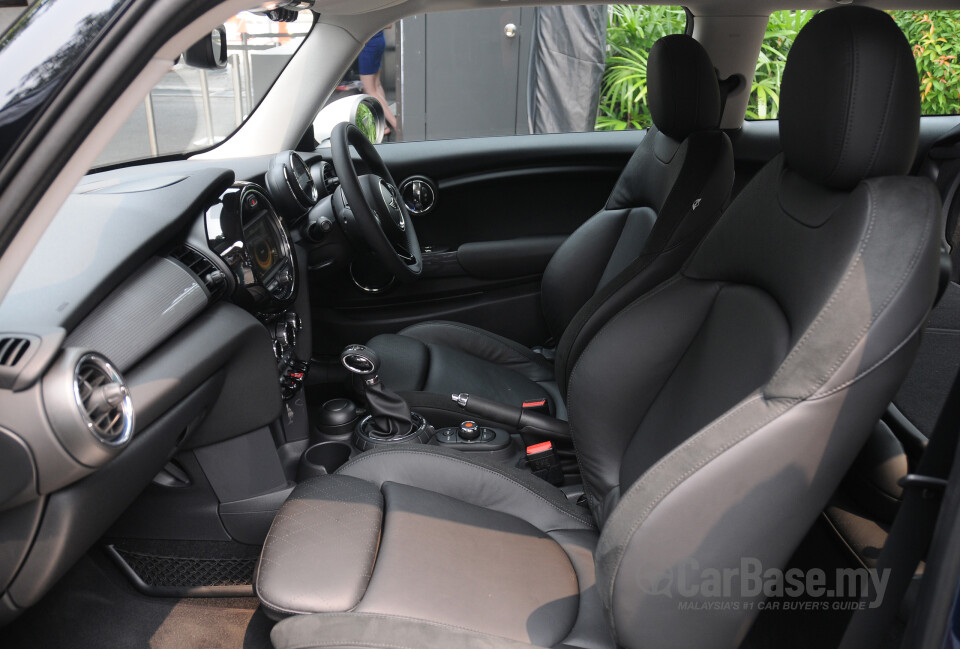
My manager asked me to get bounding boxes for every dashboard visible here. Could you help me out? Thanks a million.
[0,150,335,623]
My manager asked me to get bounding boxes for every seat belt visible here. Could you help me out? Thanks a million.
[839,365,960,649]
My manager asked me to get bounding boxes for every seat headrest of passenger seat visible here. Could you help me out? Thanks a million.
[646,34,722,140]
[780,6,920,190]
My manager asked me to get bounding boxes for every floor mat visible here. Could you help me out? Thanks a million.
[0,550,273,649]
[107,539,261,597]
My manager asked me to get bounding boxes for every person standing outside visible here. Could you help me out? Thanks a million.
[358,28,398,135]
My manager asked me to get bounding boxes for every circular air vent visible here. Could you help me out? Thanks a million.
[73,353,134,446]
[399,176,437,215]
[311,161,340,198]
[44,349,136,468]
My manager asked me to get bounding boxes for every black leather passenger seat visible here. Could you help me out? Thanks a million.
[368,33,735,427]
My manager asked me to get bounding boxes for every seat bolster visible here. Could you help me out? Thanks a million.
[270,612,541,649]
[366,333,430,392]
[255,475,383,620]
[399,320,554,382]
[337,446,595,533]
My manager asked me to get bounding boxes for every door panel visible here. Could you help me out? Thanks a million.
[306,131,644,353]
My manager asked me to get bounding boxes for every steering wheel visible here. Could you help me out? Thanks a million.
[330,122,422,281]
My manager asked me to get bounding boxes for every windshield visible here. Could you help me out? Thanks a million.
[94,10,313,168]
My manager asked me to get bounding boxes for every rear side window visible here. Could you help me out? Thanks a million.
[897,11,960,116]
[748,9,960,119]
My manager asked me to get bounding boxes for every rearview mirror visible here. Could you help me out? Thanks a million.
[182,25,227,70]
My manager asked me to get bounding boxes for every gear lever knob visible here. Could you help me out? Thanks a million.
[340,344,412,437]
[340,345,381,383]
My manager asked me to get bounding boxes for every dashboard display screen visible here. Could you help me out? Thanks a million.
[245,213,281,277]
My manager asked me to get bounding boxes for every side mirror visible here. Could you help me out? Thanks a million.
[313,95,386,145]
[183,25,227,70]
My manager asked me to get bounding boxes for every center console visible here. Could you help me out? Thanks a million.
[295,344,557,482]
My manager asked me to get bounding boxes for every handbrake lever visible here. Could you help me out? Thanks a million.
[451,393,570,443]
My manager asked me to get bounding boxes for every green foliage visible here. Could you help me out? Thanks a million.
[745,10,815,120]
[893,11,960,116]
[596,5,686,131]
[597,6,960,130]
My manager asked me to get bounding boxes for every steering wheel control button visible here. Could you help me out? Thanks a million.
[459,421,481,441]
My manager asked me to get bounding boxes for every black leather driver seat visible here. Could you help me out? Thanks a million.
[367,34,734,424]
[257,9,942,649]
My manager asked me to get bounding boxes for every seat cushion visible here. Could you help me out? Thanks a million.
[256,447,611,649]
[369,321,566,425]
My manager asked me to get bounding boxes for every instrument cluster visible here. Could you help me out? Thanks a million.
[205,182,296,313]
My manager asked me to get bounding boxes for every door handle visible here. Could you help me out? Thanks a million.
[504,23,517,38]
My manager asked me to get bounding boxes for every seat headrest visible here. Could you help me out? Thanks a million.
[780,6,920,190]
[646,34,722,140]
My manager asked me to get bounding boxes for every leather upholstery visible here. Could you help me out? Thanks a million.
[260,8,941,649]
[369,35,733,422]
[780,6,919,189]
[368,322,563,423]
[646,33,722,140]
[258,447,611,648]
[255,476,382,618]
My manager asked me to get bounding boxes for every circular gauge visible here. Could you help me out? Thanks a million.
[265,151,319,220]
[290,153,318,204]
[252,237,276,272]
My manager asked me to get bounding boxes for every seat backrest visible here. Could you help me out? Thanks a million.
[540,35,734,367]
[564,8,943,648]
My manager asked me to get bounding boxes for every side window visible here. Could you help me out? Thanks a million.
[895,11,960,116]
[340,5,686,142]
[748,9,960,120]
[94,12,312,168]
[746,10,816,120]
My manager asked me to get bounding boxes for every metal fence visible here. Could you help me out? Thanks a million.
[140,32,306,155]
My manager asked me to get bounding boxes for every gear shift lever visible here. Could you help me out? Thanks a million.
[340,345,413,436]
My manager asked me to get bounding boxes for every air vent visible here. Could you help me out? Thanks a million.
[74,353,134,446]
[312,161,339,198]
[171,246,226,299]
[399,177,437,215]
[0,336,30,367]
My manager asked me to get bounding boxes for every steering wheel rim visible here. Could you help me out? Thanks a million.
[331,122,422,281]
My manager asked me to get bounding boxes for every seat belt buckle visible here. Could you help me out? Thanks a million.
[521,399,549,414]
[898,473,948,500]
[525,441,563,486]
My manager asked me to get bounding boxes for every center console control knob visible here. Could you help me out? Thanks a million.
[459,421,481,441]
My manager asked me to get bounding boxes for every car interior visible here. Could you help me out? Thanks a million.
[0,1,958,649]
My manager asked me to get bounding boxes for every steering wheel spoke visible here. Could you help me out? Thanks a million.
[330,123,423,282]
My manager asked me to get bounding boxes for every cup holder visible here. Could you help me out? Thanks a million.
[297,441,353,481]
